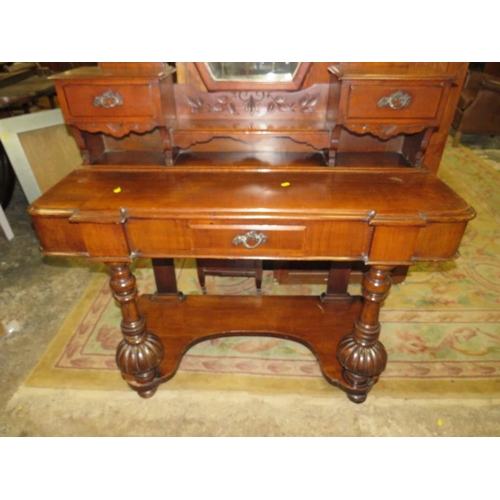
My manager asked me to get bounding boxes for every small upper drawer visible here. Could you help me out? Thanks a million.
[190,223,307,256]
[62,84,155,118]
[343,83,445,121]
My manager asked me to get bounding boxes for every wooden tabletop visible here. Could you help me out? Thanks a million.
[30,167,474,224]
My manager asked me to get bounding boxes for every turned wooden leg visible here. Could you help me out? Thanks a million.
[321,261,352,302]
[108,262,165,398]
[336,265,393,403]
[152,258,178,294]
[255,260,263,295]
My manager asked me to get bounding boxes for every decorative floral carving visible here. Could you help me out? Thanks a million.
[239,92,265,115]
[184,94,238,115]
[267,94,319,114]
[183,91,320,116]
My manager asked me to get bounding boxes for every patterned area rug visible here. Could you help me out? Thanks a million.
[24,140,500,398]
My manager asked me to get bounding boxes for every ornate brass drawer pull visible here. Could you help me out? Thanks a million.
[377,90,412,110]
[93,90,124,109]
[232,230,268,249]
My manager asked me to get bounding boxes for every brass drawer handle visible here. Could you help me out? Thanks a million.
[93,90,123,109]
[232,230,268,249]
[377,90,412,110]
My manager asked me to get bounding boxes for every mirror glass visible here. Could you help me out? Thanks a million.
[206,62,300,82]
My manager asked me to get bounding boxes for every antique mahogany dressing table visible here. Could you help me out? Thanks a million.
[29,62,475,403]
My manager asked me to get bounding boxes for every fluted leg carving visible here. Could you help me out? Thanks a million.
[108,263,164,398]
[337,265,394,403]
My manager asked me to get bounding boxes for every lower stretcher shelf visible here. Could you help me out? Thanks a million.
[139,293,363,392]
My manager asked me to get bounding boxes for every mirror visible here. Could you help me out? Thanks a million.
[206,62,300,82]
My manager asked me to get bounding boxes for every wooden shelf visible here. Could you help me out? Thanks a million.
[174,151,328,167]
[89,151,416,169]
[336,152,414,168]
[93,150,166,166]
[138,293,363,396]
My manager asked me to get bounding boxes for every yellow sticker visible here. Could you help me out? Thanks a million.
[437,419,443,426]
[113,187,122,193]
[281,182,291,187]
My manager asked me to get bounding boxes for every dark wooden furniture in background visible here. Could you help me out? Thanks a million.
[452,65,500,146]
[197,259,263,294]
[0,64,57,117]
[29,62,474,403]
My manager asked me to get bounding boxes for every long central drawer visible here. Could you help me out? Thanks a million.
[125,219,373,259]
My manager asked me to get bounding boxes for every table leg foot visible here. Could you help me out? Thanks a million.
[137,387,158,399]
[126,368,161,398]
[346,392,368,404]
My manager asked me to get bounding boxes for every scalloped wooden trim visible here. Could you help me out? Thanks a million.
[76,122,157,137]
[172,130,331,151]
[344,123,427,139]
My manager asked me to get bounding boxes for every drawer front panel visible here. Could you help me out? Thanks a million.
[127,220,190,254]
[307,221,372,257]
[32,216,86,254]
[345,84,444,120]
[64,84,155,118]
[190,223,306,256]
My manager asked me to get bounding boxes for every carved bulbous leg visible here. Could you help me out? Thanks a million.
[108,263,165,398]
[337,265,394,403]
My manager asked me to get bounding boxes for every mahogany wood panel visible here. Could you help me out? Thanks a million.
[63,84,155,118]
[139,293,364,397]
[425,63,468,173]
[414,222,471,258]
[338,62,451,76]
[127,220,190,254]
[30,169,472,221]
[369,226,422,263]
[31,216,86,255]
[174,83,329,121]
[344,84,443,120]
[80,223,129,259]
[190,223,306,255]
